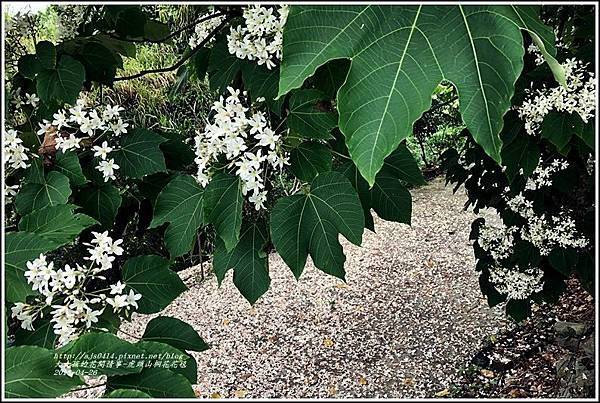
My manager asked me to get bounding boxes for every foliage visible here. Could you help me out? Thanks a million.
[2,3,594,398]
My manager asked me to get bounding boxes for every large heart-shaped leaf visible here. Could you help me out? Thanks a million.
[270,171,364,279]
[149,175,205,258]
[204,172,243,252]
[278,5,559,185]
[59,332,143,376]
[289,141,332,182]
[122,255,187,314]
[36,55,85,105]
[287,89,337,140]
[5,232,57,302]
[5,346,82,398]
[18,204,97,247]
[213,221,270,304]
[112,129,167,179]
[74,183,122,229]
[54,151,87,186]
[141,316,209,352]
[15,171,72,215]
[135,341,197,383]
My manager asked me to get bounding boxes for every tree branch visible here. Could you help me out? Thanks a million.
[113,16,231,82]
[108,12,226,44]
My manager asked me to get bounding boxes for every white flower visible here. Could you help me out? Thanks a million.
[249,189,267,210]
[110,281,126,295]
[25,93,39,108]
[56,134,82,152]
[92,141,113,160]
[125,289,142,309]
[489,266,544,300]
[37,120,52,136]
[110,118,129,136]
[96,158,119,181]
[52,109,69,129]
[103,104,124,120]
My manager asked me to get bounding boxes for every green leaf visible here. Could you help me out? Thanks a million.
[15,171,72,215]
[311,59,351,99]
[59,332,143,376]
[36,55,85,104]
[213,221,270,304]
[289,141,332,182]
[149,175,205,258]
[113,129,167,179]
[506,5,565,86]
[80,41,119,83]
[135,341,196,383]
[36,41,57,69]
[18,54,41,79]
[241,62,281,112]
[501,134,540,182]
[105,389,152,398]
[548,247,579,276]
[270,171,364,279]
[122,255,187,314]
[5,232,57,302]
[541,112,583,152]
[14,317,57,349]
[279,5,556,185]
[106,368,195,398]
[192,47,211,79]
[340,158,413,231]
[204,173,243,252]
[5,346,82,398]
[159,132,195,170]
[208,37,242,92]
[74,183,122,229]
[578,122,594,150]
[142,316,209,352]
[382,142,426,185]
[18,204,97,247]
[115,7,147,38]
[287,89,337,140]
[25,157,45,184]
[53,151,87,186]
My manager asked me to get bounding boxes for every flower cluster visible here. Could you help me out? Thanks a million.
[227,5,289,69]
[477,223,517,261]
[506,193,588,255]
[194,87,289,210]
[3,128,30,170]
[36,97,128,181]
[524,158,569,190]
[188,12,225,48]
[11,232,141,346]
[488,265,544,300]
[518,58,596,135]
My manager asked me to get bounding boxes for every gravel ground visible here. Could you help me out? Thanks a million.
[80,178,512,398]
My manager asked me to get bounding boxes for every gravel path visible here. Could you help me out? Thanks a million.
[114,178,509,398]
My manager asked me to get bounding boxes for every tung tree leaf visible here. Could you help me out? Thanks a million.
[213,221,270,304]
[279,5,558,185]
[287,89,337,140]
[36,55,85,105]
[289,141,332,182]
[142,316,209,352]
[15,171,72,215]
[150,175,205,258]
[59,332,143,376]
[122,255,187,314]
[14,317,57,349]
[339,143,420,231]
[35,41,57,69]
[270,171,364,279]
[112,129,167,179]
[541,111,584,153]
[204,172,243,252]
[53,150,88,186]
[5,232,57,302]
[135,341,197,383]
[18,204,98,247]
[5,346,82,398]
[74,183,122,229]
